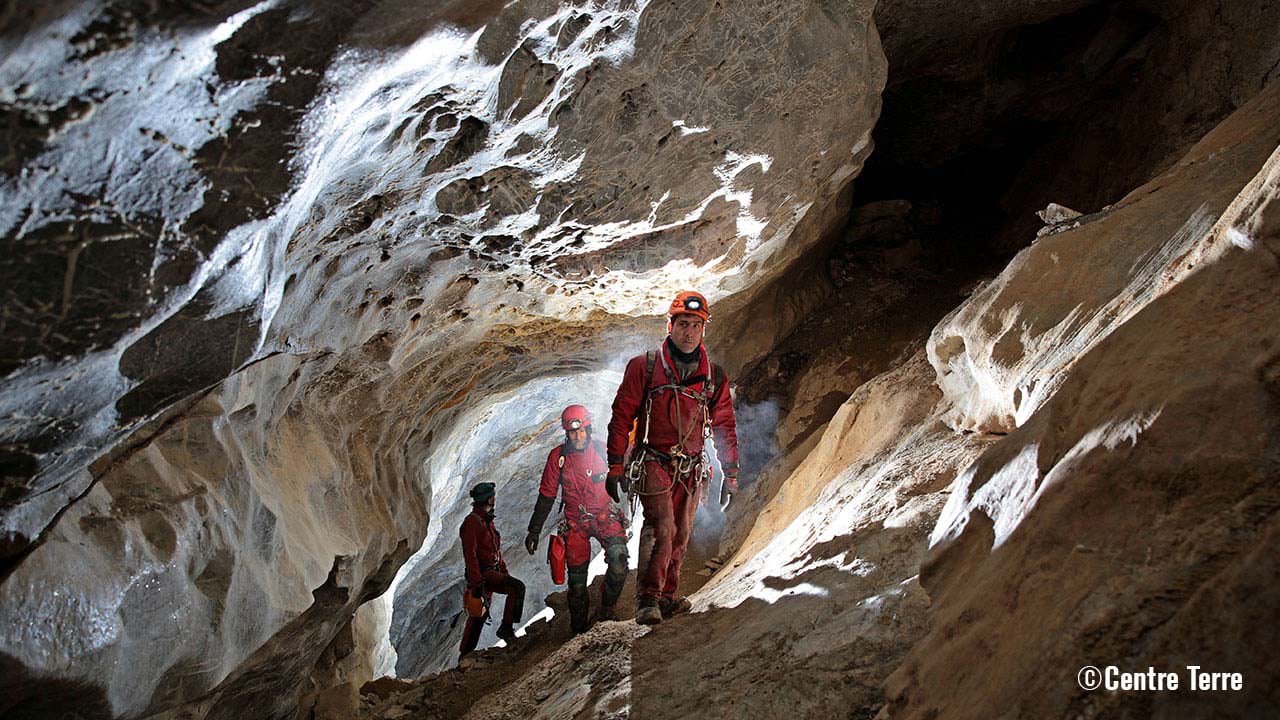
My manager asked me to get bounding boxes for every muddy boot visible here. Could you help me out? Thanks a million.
[568,564,591,633]
[568,587,591,633]
[659,596,692,618]
[496,623,516,642]
[597,604,619,622]
[635,596,662,625]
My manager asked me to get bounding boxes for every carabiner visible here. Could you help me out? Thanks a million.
[676,454,694,476]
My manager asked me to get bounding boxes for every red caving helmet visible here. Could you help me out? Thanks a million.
[561,404,592,431]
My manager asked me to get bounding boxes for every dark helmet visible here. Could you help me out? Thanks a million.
[469,482,496,504]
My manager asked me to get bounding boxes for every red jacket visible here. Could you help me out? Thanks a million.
[460,508,505,590]
[539,442,611,515]
[606,341,738,471]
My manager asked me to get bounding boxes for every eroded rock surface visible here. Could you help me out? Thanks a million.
[891,78,1280,720]
[361,62,1280,720]
[2,0,885,716]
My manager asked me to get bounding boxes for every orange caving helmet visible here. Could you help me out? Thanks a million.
[667,291,710,322]
[561,404,592,431]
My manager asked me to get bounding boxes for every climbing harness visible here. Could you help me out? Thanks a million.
[628,348,722,498]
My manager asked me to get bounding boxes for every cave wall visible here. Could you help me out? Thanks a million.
[380,1,1280,715]
[1,0,887,716]
[417,74,1280,720]
[0,349,424,719]
[888,77,1280,720]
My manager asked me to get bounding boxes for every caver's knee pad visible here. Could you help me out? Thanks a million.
[605,542,629,569]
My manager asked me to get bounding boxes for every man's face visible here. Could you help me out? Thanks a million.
[485,497,496,514]
[670,314,706,354]
[566,426,589,451]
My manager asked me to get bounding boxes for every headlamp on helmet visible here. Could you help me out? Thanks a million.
[561,404,592,431]
[667,291,710,322]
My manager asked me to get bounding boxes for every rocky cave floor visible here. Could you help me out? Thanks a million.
[356,530,722,720]
[351,498,930,720]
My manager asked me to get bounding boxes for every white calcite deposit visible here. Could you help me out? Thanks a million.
[1,0,884,716]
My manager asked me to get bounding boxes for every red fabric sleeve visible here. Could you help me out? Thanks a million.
[606,355,647,462]
[460,514,482,590]
[539,447,562,499]
[710,372,739,470]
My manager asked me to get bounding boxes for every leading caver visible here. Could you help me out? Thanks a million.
[526,405,629,633]
[605,291,739,625]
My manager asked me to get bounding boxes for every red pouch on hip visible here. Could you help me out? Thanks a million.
[547,533,567,584]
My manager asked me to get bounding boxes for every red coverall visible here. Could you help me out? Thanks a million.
[607,342,738,601]
[459,507,524,654]
[534,442,629,630]
[538,443,627,565]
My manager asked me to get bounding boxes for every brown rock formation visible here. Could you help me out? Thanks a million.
[888,75,1280,720]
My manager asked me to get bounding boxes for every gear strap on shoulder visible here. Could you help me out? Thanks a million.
[630,347,722,493]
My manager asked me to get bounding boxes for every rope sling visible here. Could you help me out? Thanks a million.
[555,442,629,539]
[627,349,718,500]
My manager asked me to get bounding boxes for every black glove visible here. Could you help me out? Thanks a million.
[606,464,625,503]
[720,468,738,511]
[525,530,539,555]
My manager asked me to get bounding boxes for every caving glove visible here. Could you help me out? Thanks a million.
[720,467,739,511]
[606,464,625,503]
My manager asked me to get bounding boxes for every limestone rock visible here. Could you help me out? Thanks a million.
[0,0,371,561]
[927,80,1280,434]
[4,0,1278,718]
[890,79,1280,720]
[1,0,886,715]
[360,676,414,700]
[1035,201,1082,225]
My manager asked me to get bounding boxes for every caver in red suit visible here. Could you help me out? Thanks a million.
[459,482,524,657]
[605,291,739,625]
[526,405,629,633]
